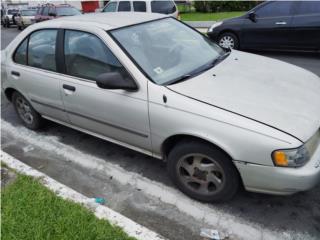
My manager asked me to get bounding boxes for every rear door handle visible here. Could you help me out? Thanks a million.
[275,21,287,25]
[63,84,76,92]
[11,71,20,77]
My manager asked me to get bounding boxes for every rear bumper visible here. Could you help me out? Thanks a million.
[235,144,320,195]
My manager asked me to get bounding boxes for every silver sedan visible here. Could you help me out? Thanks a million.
[1,13,320,202]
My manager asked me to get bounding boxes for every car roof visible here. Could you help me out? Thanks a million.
[45,12,167,30]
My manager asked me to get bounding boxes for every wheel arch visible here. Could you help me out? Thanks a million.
[161,134,235,162]
[4,87,17,102]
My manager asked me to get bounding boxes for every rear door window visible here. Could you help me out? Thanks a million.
[133,1,146,12]
[255,1,294,18]
[28,30,57,71]
[151,1,176,14]
[296,1,320,15]
[118,1,131,11]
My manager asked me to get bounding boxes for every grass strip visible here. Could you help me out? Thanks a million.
[1,174,136,240]
[180,11,245,21]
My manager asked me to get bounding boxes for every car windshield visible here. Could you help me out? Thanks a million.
[8,9,18,15]
[56,7,81,16]
[21,10,37,16]
[110,18,225,85]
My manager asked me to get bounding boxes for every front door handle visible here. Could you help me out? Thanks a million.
[63,84,76,92]
[11,71,20,77]
[275,21,287,25]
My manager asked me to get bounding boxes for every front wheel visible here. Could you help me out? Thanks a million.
[167,141,240,202]
[12,92,44,130]
[218,32,239,50]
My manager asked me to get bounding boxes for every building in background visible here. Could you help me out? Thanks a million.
[1,0,109,13]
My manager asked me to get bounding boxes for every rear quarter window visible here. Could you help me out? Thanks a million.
[103,2,117,12]
[151,1,176,14]
[13,38,28,65]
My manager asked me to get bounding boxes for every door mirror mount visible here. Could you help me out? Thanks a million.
[96,72,138,91]
[248,11,256,22]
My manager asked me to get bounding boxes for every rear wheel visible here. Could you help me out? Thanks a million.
[218,32,239,50]
[12,92,44,130]
[167,141,240,202]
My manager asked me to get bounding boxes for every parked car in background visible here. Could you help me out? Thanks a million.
[35,3,81,23]
[207,1,320,51]
[16,8,38,30]
[1,8,19,28]
[2,13,320,202]
[102,0,179,19]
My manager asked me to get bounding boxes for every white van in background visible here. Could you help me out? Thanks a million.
[101,0,179,19]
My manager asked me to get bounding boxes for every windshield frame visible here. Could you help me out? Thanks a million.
[108,17,226,86]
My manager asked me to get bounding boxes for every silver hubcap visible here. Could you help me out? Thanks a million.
[219,36,235,49]
[16,97,33,125]
[177,154,225,195]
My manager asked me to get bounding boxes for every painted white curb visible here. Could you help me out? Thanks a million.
[1,150,166,240]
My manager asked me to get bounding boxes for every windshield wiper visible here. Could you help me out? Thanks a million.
[168,51,231,85]
[168,74,192,85]
[209,51,231,67]
[192,51,231,76]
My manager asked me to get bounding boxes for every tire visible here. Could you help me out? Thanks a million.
[218,32,239,50]
[12,92,44,130]
[167,141,240,202]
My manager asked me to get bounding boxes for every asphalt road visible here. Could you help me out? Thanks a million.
[1,26,320,240]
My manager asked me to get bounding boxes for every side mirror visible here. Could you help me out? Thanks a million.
[248,11,256,22]
[96,72,138,91]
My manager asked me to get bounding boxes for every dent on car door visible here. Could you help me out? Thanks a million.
[9,29,69,122]
[242,1,294,49]
[291,1,320,50]
[59,30,151,151]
